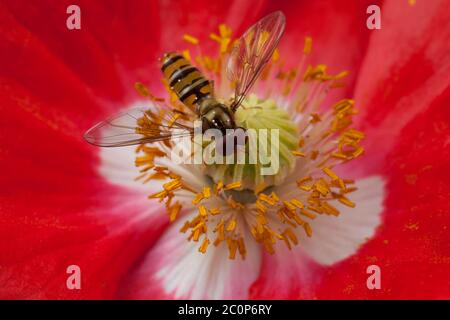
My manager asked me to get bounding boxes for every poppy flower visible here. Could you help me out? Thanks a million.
[0,0,449,300]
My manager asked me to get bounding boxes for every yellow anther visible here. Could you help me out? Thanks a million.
[334,70,349,80]
[198,205,208,217]
[344,129,365,141]
[148,190,167,200]
[272,48,280,62]
[227,239,238,260]
[168,202,182,222]
[168,113,181,128]
[352,147,365,158]
[343,187,358,194]
[310,113,321,123]
[331,152,349,160]
[333,99,355,112]
[220,38,231,53]
[303,64,327,81]
[298,137,305,148]
[227,198,244,209]
[209,33,222,43]
[256,200,267,214]
[214,218,224,232]
[226,218,237,232]
[270,192,280,202]
[163,179,183,191]
[182,50,191,61]
[292,150,306,157]
[259,193,277,206]
[297,176,312,186]
[303,36,312,55]
[337,195,356,208]
[323,167,339,180]
[310,150,319,160]
[202,186,211,199]
[180,221,190,233]
[256,214,268,226]
[199,238,210,254]
[290,199,304,209]
[192,192,204,205]
[314,178,330,196]
[303,223,313,237]
[321,202,340,216]
[192,228,201,242]
[292,212,305,225]
[215,181,224,194]
[283,201,297,212]
[209,207,220,215]
[219,24,232,38]
[183,34,199,45]
[307,205,323,214]
[300,209,317,220]
[237,238,246,259]
[284,228,299,245]
[263,238,275,255]
[135,82,150,97]
[224,181,242,190]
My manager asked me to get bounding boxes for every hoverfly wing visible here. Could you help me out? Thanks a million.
[84,105,194,147]
[227,11,286,112]
[84,109,150,147]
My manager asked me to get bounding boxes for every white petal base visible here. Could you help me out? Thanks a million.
[300,175,385,265]
[154,215,262,299]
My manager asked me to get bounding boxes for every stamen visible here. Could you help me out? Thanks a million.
[133,25,365,259]
[292,150,306,157]
[199,238,210,253]
[168,201,181,222]
[183,34,199,45]
[198,205,208,217]
[224,181,242,191]
[303,36,312,55]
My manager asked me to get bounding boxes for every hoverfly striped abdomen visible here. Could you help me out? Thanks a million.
[85,12,285,148]
[161,52,213,110]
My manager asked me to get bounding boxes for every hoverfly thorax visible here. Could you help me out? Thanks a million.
[197,98,236,134]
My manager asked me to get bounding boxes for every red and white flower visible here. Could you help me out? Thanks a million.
[0,0,449,299]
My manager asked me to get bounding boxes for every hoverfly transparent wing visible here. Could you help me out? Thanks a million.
[84,103,195,147]
[227,11,286,112]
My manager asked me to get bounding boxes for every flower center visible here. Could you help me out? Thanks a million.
[133,25,365,260]
[205,94,298,192]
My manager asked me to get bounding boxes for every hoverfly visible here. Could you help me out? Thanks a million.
[84,11,286,148]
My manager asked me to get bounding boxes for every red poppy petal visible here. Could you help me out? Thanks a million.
[0,0,270,299]
[118,214,261,299]
[0,194,167,299]
[0,0,269,122]
[313,85,450,299]
[260,0,381,97]
[249,175,385,299]
[1,0,162,103]
[355,0,450,173]
[250,85,450,300]
[0,82,169,298]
